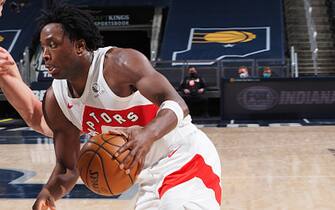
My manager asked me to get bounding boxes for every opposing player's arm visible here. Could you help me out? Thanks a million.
[0,47,53,137]
[0,47,15,68]
[35,88,80,203]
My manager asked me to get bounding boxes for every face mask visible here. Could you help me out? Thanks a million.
[263,73,271,78]
[190,73,197,77]
[239,73,248,78]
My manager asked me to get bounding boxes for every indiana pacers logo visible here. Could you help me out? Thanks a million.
[193,30,256,45]
[0,35,4,42]
[172,27,270,65]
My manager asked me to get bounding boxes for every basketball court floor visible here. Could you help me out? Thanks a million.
[0,122,335,210]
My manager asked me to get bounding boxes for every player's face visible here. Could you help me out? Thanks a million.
[0,0,6,16]
[40,23,80,79]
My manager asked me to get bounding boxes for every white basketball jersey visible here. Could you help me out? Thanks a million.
[52,46,195,168]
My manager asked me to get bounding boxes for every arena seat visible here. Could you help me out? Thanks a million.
[156,68,184,89]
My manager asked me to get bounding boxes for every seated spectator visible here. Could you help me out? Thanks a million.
[180,66,208,117]
[181,66,205,96]
[262,66,272,78]
[238,66,249,78]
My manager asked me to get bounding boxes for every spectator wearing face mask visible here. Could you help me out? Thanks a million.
[180,66,208,117]
[180,66,206,96]
[238,66,249,79]
[262,66,272,78]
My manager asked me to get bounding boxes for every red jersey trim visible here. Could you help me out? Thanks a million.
[158,154,221,205]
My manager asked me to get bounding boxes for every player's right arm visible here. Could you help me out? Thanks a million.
[0,47,53,137]
[33,87,80,210]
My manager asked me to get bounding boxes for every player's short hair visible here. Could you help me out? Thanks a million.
[37,3,103,51]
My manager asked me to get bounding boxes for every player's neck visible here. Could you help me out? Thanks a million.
[68,51,94,98]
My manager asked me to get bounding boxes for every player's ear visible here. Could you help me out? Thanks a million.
[75,39,86,56]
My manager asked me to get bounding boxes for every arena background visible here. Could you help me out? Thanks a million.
[0,0,335,209]
[1,0,335,125]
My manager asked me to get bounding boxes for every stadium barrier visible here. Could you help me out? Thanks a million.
[221,77,335,120]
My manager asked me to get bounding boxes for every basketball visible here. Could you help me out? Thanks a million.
[78,133,139,196]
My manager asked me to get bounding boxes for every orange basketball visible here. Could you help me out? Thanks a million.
[78,133,139,196]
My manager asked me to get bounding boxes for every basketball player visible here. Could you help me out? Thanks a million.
[0,0,52,137]
[33,4,221,210]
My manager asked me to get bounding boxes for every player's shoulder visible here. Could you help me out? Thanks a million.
[105,47,147,64]
[44,86,78,131]
[44,86,57,105]
[43,87,61,121]
[107,47,142,55]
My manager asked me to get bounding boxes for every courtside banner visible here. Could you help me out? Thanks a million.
[221,78,335,120]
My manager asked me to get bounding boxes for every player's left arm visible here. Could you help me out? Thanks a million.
[108,49,189,171]
[33,88,80,210]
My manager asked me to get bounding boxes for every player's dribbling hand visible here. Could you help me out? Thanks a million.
[107,128,128,139]
[32,188,56,210]
[0,47,15,74]
[109,126,154,175]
